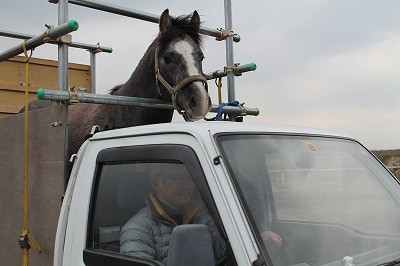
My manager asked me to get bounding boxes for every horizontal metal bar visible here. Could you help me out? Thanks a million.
[0,29,30,39]
[67,41,113,53]
[0,20,79,62]
[0,29,112,53]
[67,0,241,42]
[37,88,259,116]
[204,63,257,80]
[209,105,259,116]
[38,89,173,109]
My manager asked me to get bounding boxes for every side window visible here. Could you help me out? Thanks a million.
[90,162,152,253]
[85,145,233,266]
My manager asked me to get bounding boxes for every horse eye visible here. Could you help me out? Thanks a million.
[163,55,172,64]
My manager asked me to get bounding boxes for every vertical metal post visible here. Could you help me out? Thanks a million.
[224,0,235,103]
[90,51,96,93]
[58,0,69,92]
[58,0,69,188]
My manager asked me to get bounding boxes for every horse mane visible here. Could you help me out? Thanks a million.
[158,14,203,51]
[108,84,124,94]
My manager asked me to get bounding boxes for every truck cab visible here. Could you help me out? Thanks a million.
[54,122,400,266]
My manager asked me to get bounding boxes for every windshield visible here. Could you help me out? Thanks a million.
[217,134,400,266]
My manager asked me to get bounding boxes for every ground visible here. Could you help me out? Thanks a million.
[372,149,400,179]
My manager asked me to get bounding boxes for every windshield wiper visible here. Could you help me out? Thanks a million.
[378,258,400,266]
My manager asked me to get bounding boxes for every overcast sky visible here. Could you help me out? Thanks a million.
[1,0,399,150]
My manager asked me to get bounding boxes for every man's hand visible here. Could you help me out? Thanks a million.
[261,231,282,250]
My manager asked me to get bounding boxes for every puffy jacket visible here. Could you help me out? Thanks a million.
[120,193,226,265]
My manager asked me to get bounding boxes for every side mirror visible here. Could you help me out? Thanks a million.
[167,224,215,266]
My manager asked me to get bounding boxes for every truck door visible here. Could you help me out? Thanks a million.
[82,144,236,266]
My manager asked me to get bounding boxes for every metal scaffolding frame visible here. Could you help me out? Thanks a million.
[55,0,257,116]
[0,28,112,94]
[0,0,258,118]
[0,1,260,241]
[37,88,259,117]
[0,20,79,62]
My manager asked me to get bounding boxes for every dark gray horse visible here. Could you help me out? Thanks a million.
[26,9,211,160]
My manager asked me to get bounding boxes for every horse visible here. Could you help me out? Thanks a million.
[25,9,211,162]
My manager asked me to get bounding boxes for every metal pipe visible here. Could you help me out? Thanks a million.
[204,63,257,80]
[66,0,240,42]
[224,0,235,103]
[68,41,112,53]
[0,29,33,39]
[37,89,259,116]
[0,29,112,53]
[58,0,69,92]
[209,105,259,116]
[57,0,70,189]
[90,51,96,93]
[0,20,79,62]
[38,89,174,109]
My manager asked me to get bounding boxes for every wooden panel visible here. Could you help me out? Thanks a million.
[0,88,37,116]
[0,56,91,116]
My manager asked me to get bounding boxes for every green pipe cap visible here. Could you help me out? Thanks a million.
[250,63,257,71]
[68,20,79,31]
[234,35,241,43]
[37,88,45,100]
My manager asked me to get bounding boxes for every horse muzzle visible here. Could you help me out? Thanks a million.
[155,71,210,121]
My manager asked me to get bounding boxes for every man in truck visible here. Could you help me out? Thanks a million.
[119,163,226,264]
[119,163,282,264]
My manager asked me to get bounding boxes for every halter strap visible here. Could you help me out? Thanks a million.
[156,70,208,98]
[154,46,208,119]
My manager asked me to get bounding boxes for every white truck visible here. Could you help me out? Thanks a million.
[53,121,400,266]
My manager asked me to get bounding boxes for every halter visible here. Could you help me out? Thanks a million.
[154,46,208,120]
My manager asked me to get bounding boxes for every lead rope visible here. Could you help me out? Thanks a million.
[205,74,237,121]
[216,76,222,105]
[20,40,41,266]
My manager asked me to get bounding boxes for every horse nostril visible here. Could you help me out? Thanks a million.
[190,96,197,109]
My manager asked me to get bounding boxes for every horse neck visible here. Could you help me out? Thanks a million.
[114,42,158,99]
[106,41,174,126]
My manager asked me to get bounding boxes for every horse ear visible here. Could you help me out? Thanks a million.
[190,10,200,32]
[160,9,172,33]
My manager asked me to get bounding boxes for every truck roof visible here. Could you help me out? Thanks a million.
[89,121,354,142]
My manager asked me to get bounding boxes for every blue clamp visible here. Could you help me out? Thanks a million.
[205,101,240,121]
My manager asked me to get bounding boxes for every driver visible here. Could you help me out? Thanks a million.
[120,163,226,264]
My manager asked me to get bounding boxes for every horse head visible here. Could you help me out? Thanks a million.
[155,9,211,121]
